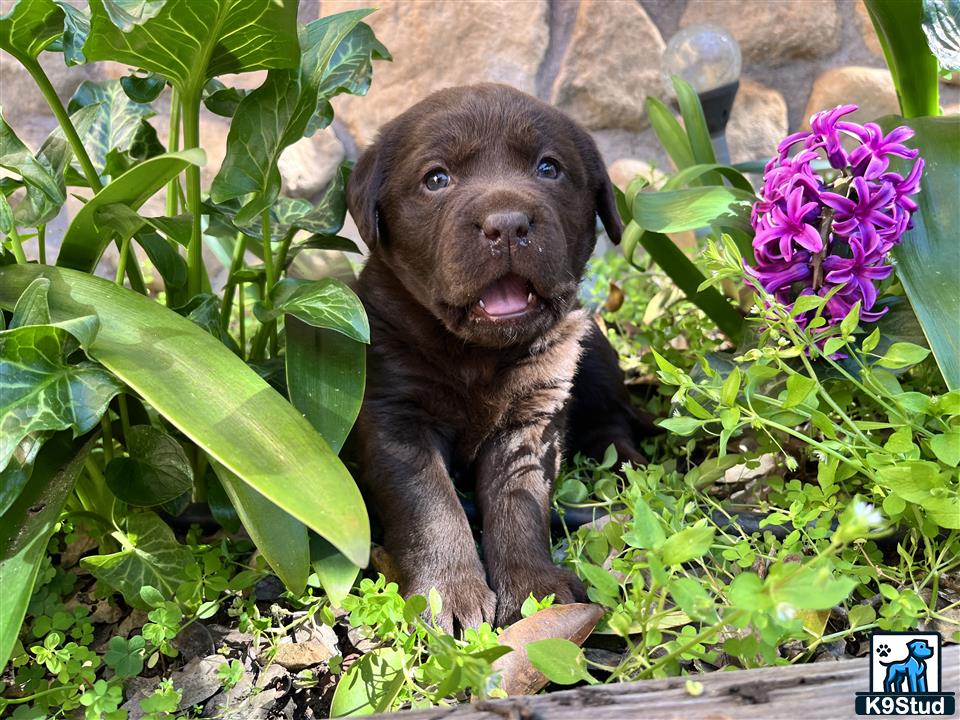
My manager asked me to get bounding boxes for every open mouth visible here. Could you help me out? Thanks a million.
[472,273,541,320]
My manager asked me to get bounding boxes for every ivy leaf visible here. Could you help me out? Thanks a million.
[81,510,196,607]
[67,80,157,175]
[83,0,300,95]
[254,278,369,344]
[921,0,960,71]
[104,425,193,507]
[525,638,595,685]
[0,322,122,471]
[210,10,372,223]
[54,0,90,65]
[0,0,64,64]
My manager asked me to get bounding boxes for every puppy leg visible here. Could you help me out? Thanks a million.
[477,416,587,627]
[565,321,654,465]
[360,417,495,633]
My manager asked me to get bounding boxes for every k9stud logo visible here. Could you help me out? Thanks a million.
[855,632,956,716]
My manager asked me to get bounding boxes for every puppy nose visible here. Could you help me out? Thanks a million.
[481,211,530,245]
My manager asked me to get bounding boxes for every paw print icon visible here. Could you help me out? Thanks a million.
[877,643,891,658]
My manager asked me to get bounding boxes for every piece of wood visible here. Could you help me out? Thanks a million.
[373,644,959,720]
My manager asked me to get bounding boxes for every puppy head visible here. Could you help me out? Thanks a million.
[348,83,621,347]
[907,639,934,659]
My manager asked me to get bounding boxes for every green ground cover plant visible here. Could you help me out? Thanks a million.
[1,0,957,718]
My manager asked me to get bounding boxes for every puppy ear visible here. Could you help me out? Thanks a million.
[347,141,384,248]
[575,128,622,245]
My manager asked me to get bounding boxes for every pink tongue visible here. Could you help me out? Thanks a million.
[480,275,530,316]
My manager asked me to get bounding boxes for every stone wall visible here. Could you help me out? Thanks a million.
[2,0,957,253]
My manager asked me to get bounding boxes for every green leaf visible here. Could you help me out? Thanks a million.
[875,341,931,369]
[657,416,706,436]
[311,535,359,608]
[768,562,858,610]
[0,265,371,566]
[81,510,196,606]
[67,79,157,175]
[525,638,595,686]
[54,0,90,65]
[632,186,754,234]
[578,563,620,598]
[877,461,960,528]
[670,576,718,623]
[0,431,95,669]
[212,462,309,594]
[210,11,372,222]
[92,204,188,292]
[720,366,741,406]
[922,0,960,70]
[10,277,52,328]
[0,322,122,471]
[881,115,960,389]
[0,109,65,209]
[120,73,167,103]
[622,224,743,342]
[255,278,369,343]
[0,0,64,63]
[659,525,715,566]
[864,0,940,117]
[56,149,204,273]
[662,163,754,193]
[645,96,695,170]
[103,635,146,678]
[671,75,716,167]
[104,424,193,506]
[331,647,405,717]
[100,0,165,31]
[783,373,817,409]
[83,0,300,94]
[285,316,365,456]
[930,431,960,467]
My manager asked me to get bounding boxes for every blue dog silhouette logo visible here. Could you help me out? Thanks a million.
[855,631,955,716]
[880,638,934,694]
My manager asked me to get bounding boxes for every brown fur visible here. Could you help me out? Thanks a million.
[348,84,640,631]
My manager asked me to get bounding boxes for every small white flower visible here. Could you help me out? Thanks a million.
[775,602,797,622]
[852,500,884,527]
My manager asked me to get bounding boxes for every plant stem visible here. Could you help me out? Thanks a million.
[114,233,131,285]
[166,87,182,217]
[181,87,207,297]
[220,232,247,336]
[262,209,276,291]
[7,221,27,263]
[37,224,46,264]
[100,413,114,464]
[118,394,132,441]
[238,282,246,358]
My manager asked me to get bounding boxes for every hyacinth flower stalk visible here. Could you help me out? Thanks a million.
[747,105,924,335]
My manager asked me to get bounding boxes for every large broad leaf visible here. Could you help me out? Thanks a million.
[632,186,754,234]
[104,425,193,507]
[864,0,940,118]
[310,535,359,608]
[922,0,960,71]
[330,648,406,717]
[0,431,96,670]
[255,278,370,343]
[0,265,370,567]
[210,10,372,223]
[882,115,960,390]
[0,0,64,64]
[0,110,65,210]
[67,79,157,175]
[0,321,123,471]
[212,462,309,595]
[82,0,300,97]
[285,316,365,455]
[53,0,90,65]
[81,509,196,607]
[55,148,204,273]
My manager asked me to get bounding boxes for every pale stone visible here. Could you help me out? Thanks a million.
[322,0,548,146]
[726,77,788,164]
[855,0,884,57]
[802,66,899,129]
[680,0,841,65]
[607,159,667,191]
[278,129,345,199]
[550,0,665,130]
[268,641,334,670]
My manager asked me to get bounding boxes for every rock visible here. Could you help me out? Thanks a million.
[269,641,334,671]
[172,621,217,661]
[209,664,291,720]
[680,0,841,65]
[346,625,379,654]
[492,603,604,695]
[121,655,227,719]
[550,0,665,130]
[801,66,899,130]
[292,622,340,657]
[726,78,787,165]
[855,0,884,57]
[324,0,548,146]
[279,129,345,199]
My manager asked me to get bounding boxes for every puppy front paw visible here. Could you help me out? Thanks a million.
[492,563,587,627]
[405,567,496,635]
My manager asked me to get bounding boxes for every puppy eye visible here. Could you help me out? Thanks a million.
[536,158,560,179]
[424,168,450,191]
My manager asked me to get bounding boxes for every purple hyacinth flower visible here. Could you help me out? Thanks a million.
[823,239,894,309]
[808,104,858,168]
[753,185,822,261]
[821,177,896,249]
[844,122,919,179]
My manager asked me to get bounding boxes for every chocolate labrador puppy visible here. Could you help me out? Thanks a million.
[348,83,643,631]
